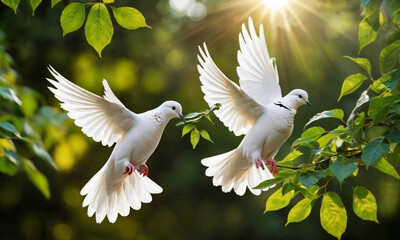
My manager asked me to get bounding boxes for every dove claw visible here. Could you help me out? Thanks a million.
[139,164,149,177]
[123,163,134,175]
[255,159,265,170]
[266,159,278,177]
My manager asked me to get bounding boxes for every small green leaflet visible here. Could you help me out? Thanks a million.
[0,149,21,176]
[254,169,295,189]
[372,157,400,179]
[286,197,314,226]
[379,40,400,74]
[30,0,42,16]
[60,3,86,36]
[299,170,325,189]
[22,159,50,199]
[353,186,379,223]
[30,142,58,169]
[292,126,325,147]
[362,137,390,165]
[51,0,61,8]
[199,129,213,143]
[338,73,368,101]
[182,123,195,137]
[190,127,200,149]
[329,157,358,185]
[1,0,19,14]
[320,192,347,240]
[386,130,400,143]
[111,7,151,30]
[368,95,397,123]
[343,56,371,76]
[0,122,21,138]
[85,3,113,57]
[264,187,294,213]
[305,109,344,128]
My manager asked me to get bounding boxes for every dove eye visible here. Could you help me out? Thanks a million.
[299,95,302,99]
[172,106,176,110]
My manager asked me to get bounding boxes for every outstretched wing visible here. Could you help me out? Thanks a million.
[47,66,136,147]
[237,17,282,105]
[198,43,264,136]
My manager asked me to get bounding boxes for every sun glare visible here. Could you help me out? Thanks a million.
[263,0,289,10]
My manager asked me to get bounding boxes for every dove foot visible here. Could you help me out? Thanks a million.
[139,164,149,177]
[255,159,265,170]
[123,163,135,175]
[266,159,278,177]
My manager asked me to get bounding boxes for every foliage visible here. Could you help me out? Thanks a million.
[1,0,150,56]
[257,1,400,239]
[177,103,221,149]
[0,41,71,199]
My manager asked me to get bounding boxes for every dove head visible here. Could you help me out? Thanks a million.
[283,89,311,110]
[160,101,185,122]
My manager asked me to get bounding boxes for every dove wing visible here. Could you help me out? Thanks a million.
[198,44,263,136]
[237,17,282,105]
[47,66,137,147]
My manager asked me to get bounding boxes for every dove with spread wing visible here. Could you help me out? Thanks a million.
[47,67,185,223]
[197,17,311,196]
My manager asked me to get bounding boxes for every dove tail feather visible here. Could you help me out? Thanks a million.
[201,149,274,196]
[80,159,163,223]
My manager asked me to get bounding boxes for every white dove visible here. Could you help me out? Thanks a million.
[197,17,311,196]
[47,66,185,223]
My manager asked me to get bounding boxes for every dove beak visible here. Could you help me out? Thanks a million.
[305,100,312,107]
[178,113,186,123]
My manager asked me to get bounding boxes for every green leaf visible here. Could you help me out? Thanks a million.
[279,150,302,166]
[351,112,366,133]
[286,197,314,225]
[205,114,214,124]
[22,159,50,199]
[264,187,294,213]
[184,112,203,119]
[368,95,397,122]
[85,3,113,57]
[30,142,58,169]
[292,127,325,147]
[386,130,400,143]
[317,133,337,148]
[372,157,400,179]
[0,86,21,104]
[329,157,358,185]
[1,0,19,13]
[190,127,200,149]
[358,17,380,52]
[182,123,195,137]
[51,0,61,8]
[0,122,21,138]
[338,73,368,101]
[30,0,42,16]
[299,170,325,189]
[60,3,86,36]
[353,186,378,223]
[111,7,151,30]
[343,56,371,76]
[305,109,344,128]
[388,32,400,45]
[362,137,390,165]
[347,90,370,123]
[199,129,213,143]
[255,169,295,189]
[320,192,347,240]
[0,149,20,176]
[379,40,400,74]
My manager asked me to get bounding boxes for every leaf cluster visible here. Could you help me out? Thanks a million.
[177,103,221,149]
[1,0,150,57]
[258,1,400,239]
[0,45,72,199]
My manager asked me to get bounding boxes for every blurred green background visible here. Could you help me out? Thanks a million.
[0,0,399,239]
